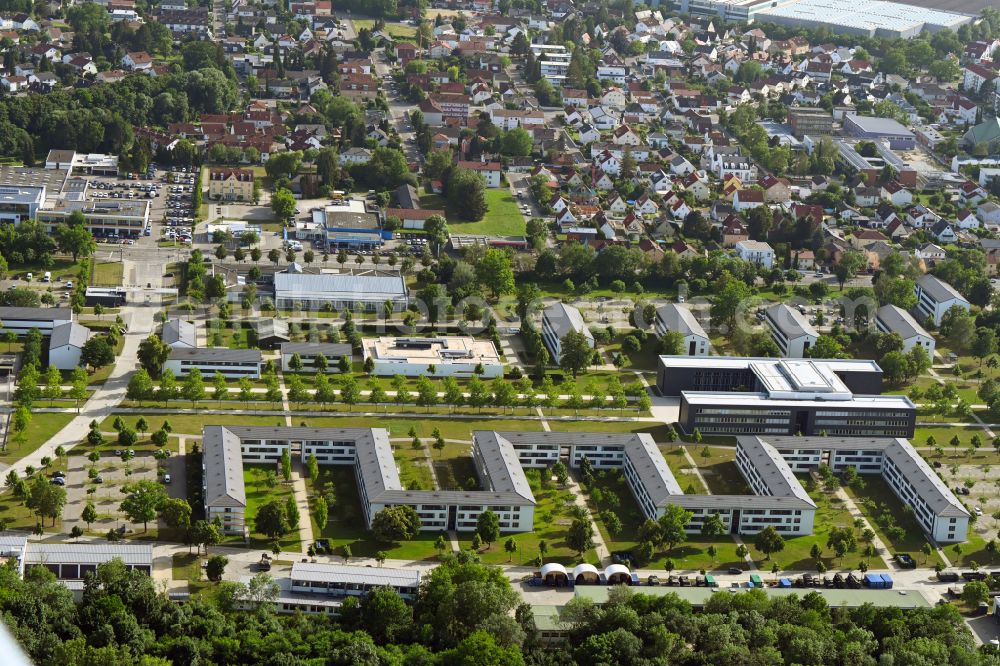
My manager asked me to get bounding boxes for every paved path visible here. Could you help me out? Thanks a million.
[278,371,293,427]
[680,446,711,494]
[564,473,610,566]
[290,461,313,553]
[832,486,895,570]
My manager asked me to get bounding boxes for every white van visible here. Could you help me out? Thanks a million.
[42,271,51,282]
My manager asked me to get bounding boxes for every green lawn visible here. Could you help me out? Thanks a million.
[353,19,417,38]
[0,412,75,464]
[243,465,300,551]
[844,477,945,569]
[459,468,595,565]
[91,262,124,287]
[660,447,707,494]
[912,426,987,451]
[433,442,477,491]
[99,413,289,436]
[949,531,1000,569]
[587,467,739,572]
[394,445,435,490]
[446,189,527,236]
[687,446,751,495]
[0,458,69,531]
[171,552,212,594]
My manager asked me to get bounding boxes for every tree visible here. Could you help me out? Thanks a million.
[206,554,228,581]
[79,502,98,532]
[270,188,296,222]
[158,498,192,531]
[280,448,292,482]
[313,496,328,531]
[504,537,518,562]
[182,368,205,406]
[659,331,685,355]
[119,480,167,532]
[359,586,413,643]
[826,526,858,563]
[475,248,515,298]
[753,526,785,560]
[55,223,97,262]
[834,250,866,290]
[158,369,178,406]
[255,500,290,540]
[447,167,487,221]
[476,510,501,549]
[963,580,990,605]
[701,513,726,538]
[43,365,62,405]
[559,330,593,378]
[191,519,221,555]
[501,127,533,156]
[710,280,752,332]
[371,505,421,542]
[567,516,594,555]
[658,504,693,553]
[80,336,114,371]
[126,368,154,404]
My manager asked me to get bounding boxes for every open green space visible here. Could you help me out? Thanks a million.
[844,477,945,569]
[688,446,751,495]
[660,446,707,494]
[587,466,740,572]
[459,468,595,565]
[0,458,69,531]
[91,262,124,286]
[394,445,435,490]
[949,531,1000,569]
[243,464,300,551]
[353,19,417,38]
[171,552,212,594]
[306,416,541,440]
[912,426,987,451]
[6,258,81,282]
[307,466,442,562]
[99,413,288,436]
[0,412,75,465]
[423,189,526,236]
[433,441,477,491]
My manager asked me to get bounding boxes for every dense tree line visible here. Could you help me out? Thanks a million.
[1,551,996,666]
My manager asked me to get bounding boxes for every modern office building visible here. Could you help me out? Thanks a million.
[44,150,120,176]
[37,199,151,239]
[273,272,408,313]
[163,347,262,379]
[361,336,504,378]
[657,356,915,437]
[765,303,818,358]
[279,342,352,372]
[541,302,594,363]
[654,304,709,356]
[914,274,970,326]
[310,202,388,250]
[0,184,45,223]
[0,307,73,336]
[876,305,935,357]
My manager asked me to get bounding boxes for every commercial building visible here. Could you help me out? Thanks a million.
[207,168,254,201]
[84,287,128,307]
[273,272,408,313]
[788,107,833,137]
[843,115,916,151]
[37,199,151,239]
[0,307,73,336]
[163,347,262,379]
[654,304,709,356]
[541,302,594,363]
[876,304,935,357]
[657,356,915,437]
[914,274,970,326]
[0,184,45,223]
[279,342,352,372]
[755,0,972,39]
[765,303,818,358]
[44,150,119,176]
[310,202,387,250]
[48,322,91,370]
[361,336,504,378]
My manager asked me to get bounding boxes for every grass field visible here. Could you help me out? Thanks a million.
[448,189,526,235]
[243,464,300,551]
[0,412,75,464]
[100,413,289,436]
[394,444,435,490]
[844,477,944,569]
[353,19,417,38]
[172,553,212,594]
[91,262,124,286]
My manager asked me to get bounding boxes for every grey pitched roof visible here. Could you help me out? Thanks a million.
[48,322,90,350]
[252,318,290,340]
[916,274,967,304]
[167,347,262,363]
[655,304,708,339]
[162,319,197,347]
[0,306,73,322]
[736,436,814,506]
[279,342,353,357]
[766,303,818,339]
[876,304,929,341]
[201,426,247,508]
[543,302,593,341]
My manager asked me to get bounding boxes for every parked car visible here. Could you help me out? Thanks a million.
[895,553,916,569]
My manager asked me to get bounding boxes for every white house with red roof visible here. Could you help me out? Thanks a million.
[457,161,502,188]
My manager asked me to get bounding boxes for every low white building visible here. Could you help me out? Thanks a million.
[361,336,504,378]
[541,302,594,363]
[48,322,90,370]
[654,304,709,356]
[914,274,970,326]
[0,306,73,336]
[279,342,352,372]
[735,240,775,269]
[876,305,935,357]
[765,304,818,358]
[163,347,262,379]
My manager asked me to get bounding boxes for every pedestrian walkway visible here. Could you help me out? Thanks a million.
[278,372,293,427]
[680,446,711,494]
[564,473,610,565]
[290,460,313,553]
[833,486,894,570]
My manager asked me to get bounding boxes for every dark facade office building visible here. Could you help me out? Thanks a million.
[658,356,915,438]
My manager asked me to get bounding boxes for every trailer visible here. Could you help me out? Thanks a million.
[864,573,885,589]
[880,573,893,589]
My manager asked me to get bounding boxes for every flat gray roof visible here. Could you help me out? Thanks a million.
[25,543,153,566]
[274,272,408,302]
[847,115,915,137]
[279,342,353,356]
[167,347,261,363]
[291,561,420,587]
[0,306,73,322]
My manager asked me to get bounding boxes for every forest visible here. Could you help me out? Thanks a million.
[1,551,997,666]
